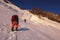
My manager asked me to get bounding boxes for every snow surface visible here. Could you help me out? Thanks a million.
[0,0,60,40]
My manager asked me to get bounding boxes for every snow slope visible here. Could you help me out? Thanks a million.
[0,0,60,40]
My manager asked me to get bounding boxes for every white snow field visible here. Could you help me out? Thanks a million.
[0,0,60,40]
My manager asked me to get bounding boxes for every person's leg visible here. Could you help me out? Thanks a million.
[11,23,14,31]
[16,23,18,31]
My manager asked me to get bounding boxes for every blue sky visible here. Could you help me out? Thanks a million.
[9,0,60,15]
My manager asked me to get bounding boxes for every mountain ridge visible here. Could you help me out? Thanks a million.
[29,8,60,23]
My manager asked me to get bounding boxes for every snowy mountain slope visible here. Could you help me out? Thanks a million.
[0,0,60,40]
[1,0,60,30]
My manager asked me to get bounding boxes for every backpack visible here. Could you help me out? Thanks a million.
[11,15,19,23]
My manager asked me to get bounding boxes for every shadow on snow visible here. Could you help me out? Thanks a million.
[18,27,30,31]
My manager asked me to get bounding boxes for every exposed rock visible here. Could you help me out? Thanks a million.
[30,8,60,23]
